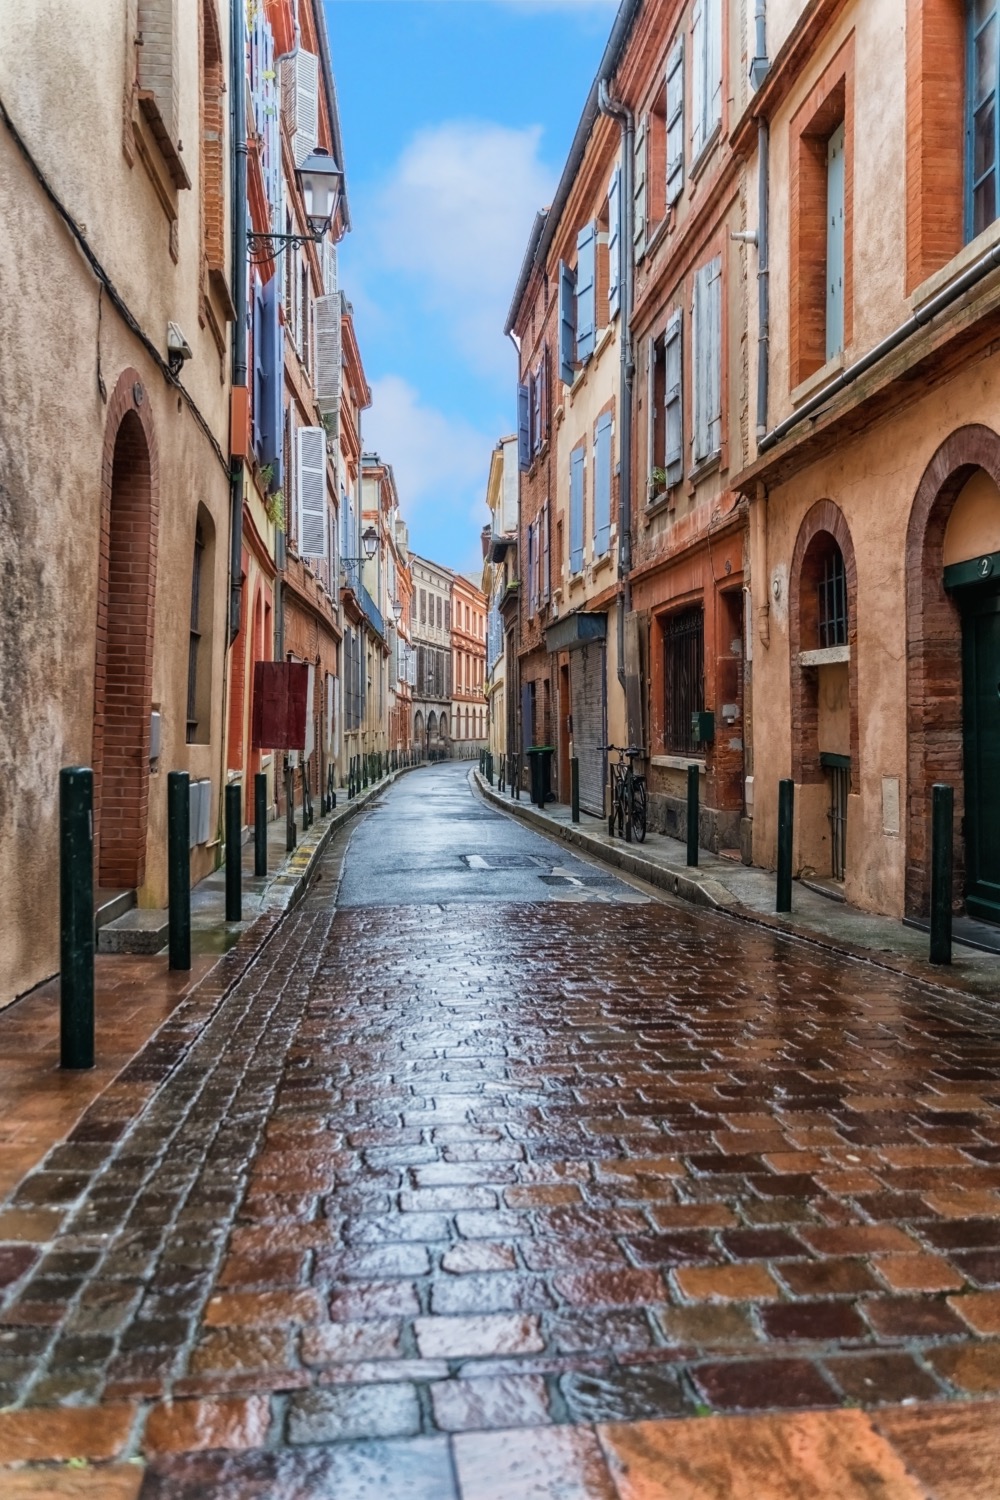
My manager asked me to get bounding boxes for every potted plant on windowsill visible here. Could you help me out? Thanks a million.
[647,467,668,503]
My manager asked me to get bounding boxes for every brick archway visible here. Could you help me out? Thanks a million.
[788,498,859,792]
[93,370,159,890]
[905,424,1000,917]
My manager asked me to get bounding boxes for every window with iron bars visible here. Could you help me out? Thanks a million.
[663,606,704,754]
[817,544,847,648]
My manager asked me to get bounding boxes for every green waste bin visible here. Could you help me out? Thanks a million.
[526,746,555,808]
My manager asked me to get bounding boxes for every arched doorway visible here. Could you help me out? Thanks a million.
[413,710,424,754]
[93,373,158,890]
[788,500,858,886]
[427,711,438,746]
[907,427,1000,921]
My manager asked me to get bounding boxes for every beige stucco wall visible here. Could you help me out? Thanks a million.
[0,1,233,1005]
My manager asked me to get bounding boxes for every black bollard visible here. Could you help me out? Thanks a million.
[776,777,795,913]
[930,783,953,965]
[254,772,267,877]
[59,766,95,1070]
[167,772,191,971]
[571,757,580,824]
[686,764,699,867]
[225,782,242,922]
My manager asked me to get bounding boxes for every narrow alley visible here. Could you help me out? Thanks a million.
[1,765,999,1496]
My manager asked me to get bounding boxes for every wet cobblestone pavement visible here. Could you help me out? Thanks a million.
[3,765,1000,1494]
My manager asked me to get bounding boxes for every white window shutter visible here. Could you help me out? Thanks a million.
[666,38,685,206]
[693,267,709,461]
[708,255,722,452]
[691,2,705,160]
[284,49,319,166]
[633,116,647,255]
[297,425,327,558]
[708,0,723,133]
[607,163,622,317]
[664,309,683,484]
[315,294,341,416]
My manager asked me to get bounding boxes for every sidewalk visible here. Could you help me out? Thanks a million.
[474,771,1000,1002]
[0,770,401,1205]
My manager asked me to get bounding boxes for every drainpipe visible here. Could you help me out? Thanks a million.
[750,0,770,92]
[598,79,634,691]
[228,0,248,645]
[756,119,770,442]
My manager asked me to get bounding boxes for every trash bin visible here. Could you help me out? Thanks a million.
[526,745,555,808]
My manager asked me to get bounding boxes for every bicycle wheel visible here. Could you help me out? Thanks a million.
[614,779,629,838]
[631,777,647,843]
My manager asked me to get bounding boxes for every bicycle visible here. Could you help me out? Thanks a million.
[601,744,647,843]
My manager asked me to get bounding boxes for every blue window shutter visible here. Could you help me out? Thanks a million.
[261,274,283,486]
[517,383,531,471]
[531,365,542,453]
[576,220,597,363]
[541,501,550,601]
[708,255,722,452]
[594,411,613,557]
[693,265,709,461]
[664,309,683,484]
[559,260,577,384]
[252,281,265,462]
[634,115,647,255]
[826,122,845,360]
[570,447,585,574]
[666,38,685,205]
[608,165,622,317]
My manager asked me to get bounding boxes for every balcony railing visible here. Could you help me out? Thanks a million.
[343,559,385,642]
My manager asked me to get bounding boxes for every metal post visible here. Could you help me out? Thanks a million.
[254,772,267,876]
[286,762,296,849]
[167,772,191,971]
[225,782,242,922]
[776,777,794,913]
[930,782,953,965]
[571,756,580,823]
[59,766,94,1070]
[686,764,699,867]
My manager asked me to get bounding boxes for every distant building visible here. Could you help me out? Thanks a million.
[451,574,488,752]
[410,556,454,754]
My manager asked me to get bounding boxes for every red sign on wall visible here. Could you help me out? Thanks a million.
[252,661,309,750]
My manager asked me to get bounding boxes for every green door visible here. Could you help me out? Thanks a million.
[962,588,1000,923]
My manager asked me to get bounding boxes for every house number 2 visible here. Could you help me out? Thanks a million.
[979,556,994,579]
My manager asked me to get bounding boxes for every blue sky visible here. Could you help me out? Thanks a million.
[325,0,618,572]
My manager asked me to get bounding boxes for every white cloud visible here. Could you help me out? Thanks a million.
[371,120,557,376]
[364,375,494,565]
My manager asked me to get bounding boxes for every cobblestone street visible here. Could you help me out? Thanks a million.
[2,765,1000,1495]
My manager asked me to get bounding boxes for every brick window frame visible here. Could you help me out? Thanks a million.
[905,0,965,292]
[904,423,1000,917]
[788,499,859,793]
[789,36,855,389]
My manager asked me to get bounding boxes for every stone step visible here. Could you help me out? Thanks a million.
[97,908,168,955]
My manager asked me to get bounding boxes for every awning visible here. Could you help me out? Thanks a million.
[544,610,607,653]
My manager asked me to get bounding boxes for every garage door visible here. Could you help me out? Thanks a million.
[570,642,607,817]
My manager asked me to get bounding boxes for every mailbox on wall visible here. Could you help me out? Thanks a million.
[691,710,715,746]
[252,661,309,750]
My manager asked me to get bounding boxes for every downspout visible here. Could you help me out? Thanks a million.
[756,119,770,442]
[598,79,634,691]
[228,0,248,645]
[506,327,523,759]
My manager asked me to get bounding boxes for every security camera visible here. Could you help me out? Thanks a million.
[167,321,193,376]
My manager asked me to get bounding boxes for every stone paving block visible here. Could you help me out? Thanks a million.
[673,1264,781,1302]
[874,1401,1000,1499]
[138,1438,458,1500]
[143,1394,271,1454]
[689,1358,838,1410]
[453,1424,619,1500]
[440,1241,517,1274]
[430,1372,551,1431]
[413,1312,545,1359]
[0,1466,143,1498]
[947,1289,1000,1333]
[924,1341,1000,1393]
[300,1320,403,1365]
[0,1404,135,1463]
[286,1383,421,1443]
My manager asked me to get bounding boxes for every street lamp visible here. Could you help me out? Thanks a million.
[342,525,379,574]
[392,598,403,623]
[248,148,343,263]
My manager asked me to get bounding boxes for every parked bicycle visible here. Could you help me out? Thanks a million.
[601,744,647,843]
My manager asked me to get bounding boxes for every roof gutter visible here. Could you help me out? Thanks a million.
[758,243,1000,455]
[504,0,643,334]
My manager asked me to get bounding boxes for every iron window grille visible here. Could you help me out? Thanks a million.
[818,545,848,648]
[186,523,204,743]
[664,606,704,754]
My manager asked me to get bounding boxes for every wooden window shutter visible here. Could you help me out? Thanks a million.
[691,2,705,159]
[531,366,542,454]
[826,123,846,360]
[570,448,585,574]
[559,261,577,384]
[576,221,597,363]
[517,383,531,470]
[708,0,723,134]
[634,116,648,255]
[664,309,683,484]
[666,38,685,205]
[608,164,622,316]
[252,281,265,462]
[297,426,327,558]
[594,412,613,557]
[281,49,319,166]
[707,255,722,453]
[692,266,709,461]
[261,276,284,485]
[541,502,550,602]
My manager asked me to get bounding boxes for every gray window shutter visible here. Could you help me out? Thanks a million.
[666,39,685,206]
[607,164,622,317]
[531,366,542,453]
[594,412,613,557]
[297,425,327,558]
[541,501,550,602]
[261,276,283,485]
[692,265,709,461]
[707,255,722,453]
[559,261,577,384]
[633,116,647,256]
[570,448,585,574]
[252,281,265,462]
[826,122,846,360]
[576,221,597,364]
[664,309,683,484]
[517,383,531,470]
[708,0,723,133]
[691,1,705,159]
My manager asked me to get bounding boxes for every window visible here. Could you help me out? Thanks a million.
[790,51,851,384]
[594,412,612,556]
[559,260,577,383]
[968,0,1000,239]
[692,257,722,464]
[200,0,225,273]
[569,446,585,574]
[634,115,647,256]
[420,588,427,625]
[527,520,538,618]
[664,607,705,754]
[817,542,848,647]
[186,523,205,743]
[608,165,622,316]
[826,123,846,360]
[666,38,685,206]
[691,0,723,163]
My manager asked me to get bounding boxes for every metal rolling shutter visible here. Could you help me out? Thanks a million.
[570,642,606,817]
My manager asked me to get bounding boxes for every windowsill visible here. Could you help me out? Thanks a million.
[688,450,721,485]
[689,120,722,185]
[651,754,707,773]
[568,573,584,593]
[911,216,1000,311]
[593,551,613,575]
[790,352,845,408]
[645,213,672,261]
[799,645,850,666]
